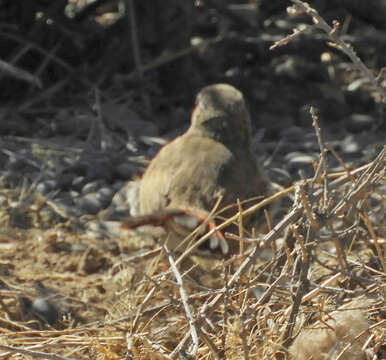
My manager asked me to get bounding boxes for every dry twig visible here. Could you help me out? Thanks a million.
[270,0,386,102]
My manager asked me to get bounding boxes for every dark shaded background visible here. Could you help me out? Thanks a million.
[0,0,384,187]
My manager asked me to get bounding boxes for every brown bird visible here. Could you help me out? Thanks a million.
[131,84,269,252]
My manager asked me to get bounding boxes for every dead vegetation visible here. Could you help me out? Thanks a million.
[0,117,384,359]
[0,1,385,359]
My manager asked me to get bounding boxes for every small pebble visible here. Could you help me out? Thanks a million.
[72,176,87,191]
[81,180,104,195]
[32,298,59,325]
[268,167,292,186]
[69,190,80,199]
[77,193,103,215]
[340,135,361,156]
[284,152,316,175]
[36,180,57,195]
[96,187,114,208]
[344,113,375,133]
[19,296,59,325]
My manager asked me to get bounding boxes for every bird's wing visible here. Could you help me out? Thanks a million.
[139,134,231,214]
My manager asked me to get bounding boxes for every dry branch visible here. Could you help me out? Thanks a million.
[270,0,386,102]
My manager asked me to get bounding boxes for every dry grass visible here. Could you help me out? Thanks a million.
[0,1,385,359]
[0,141,384,360]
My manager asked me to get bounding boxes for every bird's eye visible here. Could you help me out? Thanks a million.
[207,118,227,133]
[215,119,226,128]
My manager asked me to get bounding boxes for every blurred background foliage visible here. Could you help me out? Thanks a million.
[0,0,385,137]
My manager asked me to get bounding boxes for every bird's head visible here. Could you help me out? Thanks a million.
[190,84,252,148]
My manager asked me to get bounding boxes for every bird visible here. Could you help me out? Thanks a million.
[125,83,269,253]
